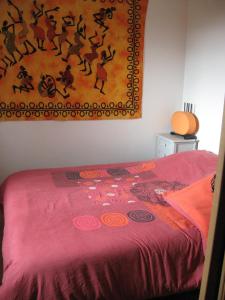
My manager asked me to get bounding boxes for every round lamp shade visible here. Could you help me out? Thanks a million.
[171,111,199,135]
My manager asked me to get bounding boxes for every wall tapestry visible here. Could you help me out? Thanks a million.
[0,0,148,120]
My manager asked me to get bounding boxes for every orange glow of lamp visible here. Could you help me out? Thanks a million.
[171,102,199,137]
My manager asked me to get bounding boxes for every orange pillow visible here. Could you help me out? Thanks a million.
[166,175,213,250]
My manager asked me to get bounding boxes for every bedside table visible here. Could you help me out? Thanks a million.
[156,133,199,158]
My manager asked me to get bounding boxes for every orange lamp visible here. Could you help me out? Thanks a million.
[171,111,199,135]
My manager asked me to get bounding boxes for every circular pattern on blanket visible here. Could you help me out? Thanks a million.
[101,213,129,227]
[80,170,107,179]
[127,210,155,223]
[73,215,101,231]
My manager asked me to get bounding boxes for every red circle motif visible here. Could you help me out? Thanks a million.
[73,215,101,231]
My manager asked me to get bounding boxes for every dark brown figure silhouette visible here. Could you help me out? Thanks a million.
[30,0,46,51]
[62,15,86,64]
[0,20,23,65]
[44,6,60,50]
[13,65,34,93]
[32,0,44,20]
[81,31,105,76]
[30,22,46,51]
[56,65,75,95]
[55,13,75,56]
[94,45,116,95]
[55,25,72,56]
[7,0,36,55]
[93,7,116,32]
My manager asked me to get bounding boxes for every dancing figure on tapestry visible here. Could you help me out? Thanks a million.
[57,65,76,95]
[44,6,60,50]
[38,74,69,99]
[55,13,75,56]
[0,19,24,65]
[7,0,36,55]
[81,31,105,76]
[62,15,86,64]
[31,0,64,52]
[55,25,71,56]
[30,0,46,51]
[93,7,116,32]
[94,46,116,95]
[13,65,34,93]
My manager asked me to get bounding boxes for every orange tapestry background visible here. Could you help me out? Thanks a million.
[0,0,148,120]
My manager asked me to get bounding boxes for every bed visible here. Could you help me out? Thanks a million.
[0,150,217,300]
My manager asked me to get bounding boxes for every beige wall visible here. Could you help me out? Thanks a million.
[183,0,225,153]
[0,0,188,182]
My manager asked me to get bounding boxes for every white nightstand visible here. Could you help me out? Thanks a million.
[156,133,199,158]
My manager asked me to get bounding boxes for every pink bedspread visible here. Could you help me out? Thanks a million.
[0,150,217,300]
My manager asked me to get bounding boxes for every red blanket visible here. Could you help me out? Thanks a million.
[0,150,217,300]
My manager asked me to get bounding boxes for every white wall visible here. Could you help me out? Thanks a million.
[0,0,188,183]
[183,0,225,153]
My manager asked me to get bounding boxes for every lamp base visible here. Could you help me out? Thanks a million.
[170,131,197,140]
